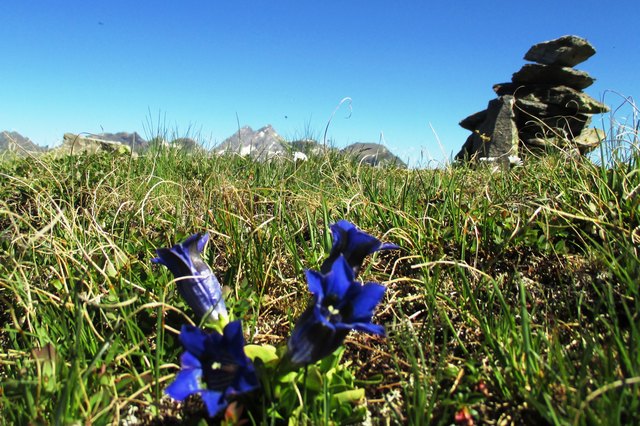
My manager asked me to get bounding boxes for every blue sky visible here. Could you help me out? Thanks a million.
[1,1,638,166]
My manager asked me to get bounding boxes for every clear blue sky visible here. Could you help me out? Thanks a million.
[1,1,638,166]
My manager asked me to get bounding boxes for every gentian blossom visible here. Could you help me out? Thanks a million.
[152,233,227,323]
[165,321,259,417]
[320,220,399,276]
[287,255,386,366]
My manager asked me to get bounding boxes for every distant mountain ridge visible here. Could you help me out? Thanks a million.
[1,127,406,167]
[341,142,406,167]
[0,131,47,153]
[214,126,406,167]
[214,125,289,160]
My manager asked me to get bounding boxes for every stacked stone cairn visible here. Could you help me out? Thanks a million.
[456,35,610,164]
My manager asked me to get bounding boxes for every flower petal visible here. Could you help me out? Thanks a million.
[167,322,259,416]
[347,282,386,322]
[221,320,248,363]
[152,247,193,277]
[195,233,209,253]
[180,350,202,370]
[320,220,398,275]
[380,242,400,251]
[323,256,354,300]
[305,269,325,299]
[165,367,202,401]
[232,370,260,394]
[287,306,340,365]
[175,270,227,321]
[179,325,211,358]
[200,389,227,417]
[187,234,214,276]
[153,233,227,322]
[350,321,385,336]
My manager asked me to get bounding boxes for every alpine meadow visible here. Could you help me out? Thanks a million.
[1,93,639,425]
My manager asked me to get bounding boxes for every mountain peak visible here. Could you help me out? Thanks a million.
[0,130,46,153]
[215,124,287,160]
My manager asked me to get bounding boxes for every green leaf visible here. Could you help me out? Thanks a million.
[332,388,365,404]
[244,344,279,364]
[302,365,323,392]
[277,371,298,383]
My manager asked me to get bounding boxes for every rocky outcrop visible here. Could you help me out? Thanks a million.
[341,142,407,168]
[214,125,288,160]
[89,132,148,152]
[456,35,609,163]
[48,133,133,156]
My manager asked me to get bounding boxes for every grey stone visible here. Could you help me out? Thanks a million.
[516,98,596,141]
[493,82,521,96]
[524,35,596,67]
[518,113,592,142]
[520,127,604,155]
[90,132,148,152]
[522,133,576,153]
[517,85,608,114]
[48,133,133,156]
[520,135,551,150]
[459,109,488,131]
[520,126,604,154]
[573,127,606,154]
[515,97,571,118]
[455,95,519,162]
[512,64,595,90]
[497,84,608,115]
[456,134,476,160]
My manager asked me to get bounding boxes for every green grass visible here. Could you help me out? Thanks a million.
[0,118,639,425]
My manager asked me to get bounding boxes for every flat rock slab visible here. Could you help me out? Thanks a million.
[515,97,572,117]
[518,113,592,140]
[573,127,606,153]
[501,84,609,114]
[512,64,594,90]
[521,127,604,154]
[56,133,133,155]
[459,109,488,131]
[524,35,596,67]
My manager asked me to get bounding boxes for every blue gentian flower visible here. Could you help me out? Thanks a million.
[321,220,399,276]
[152,233,227,323]
[165,321,259,418]
[287,255,386,366]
